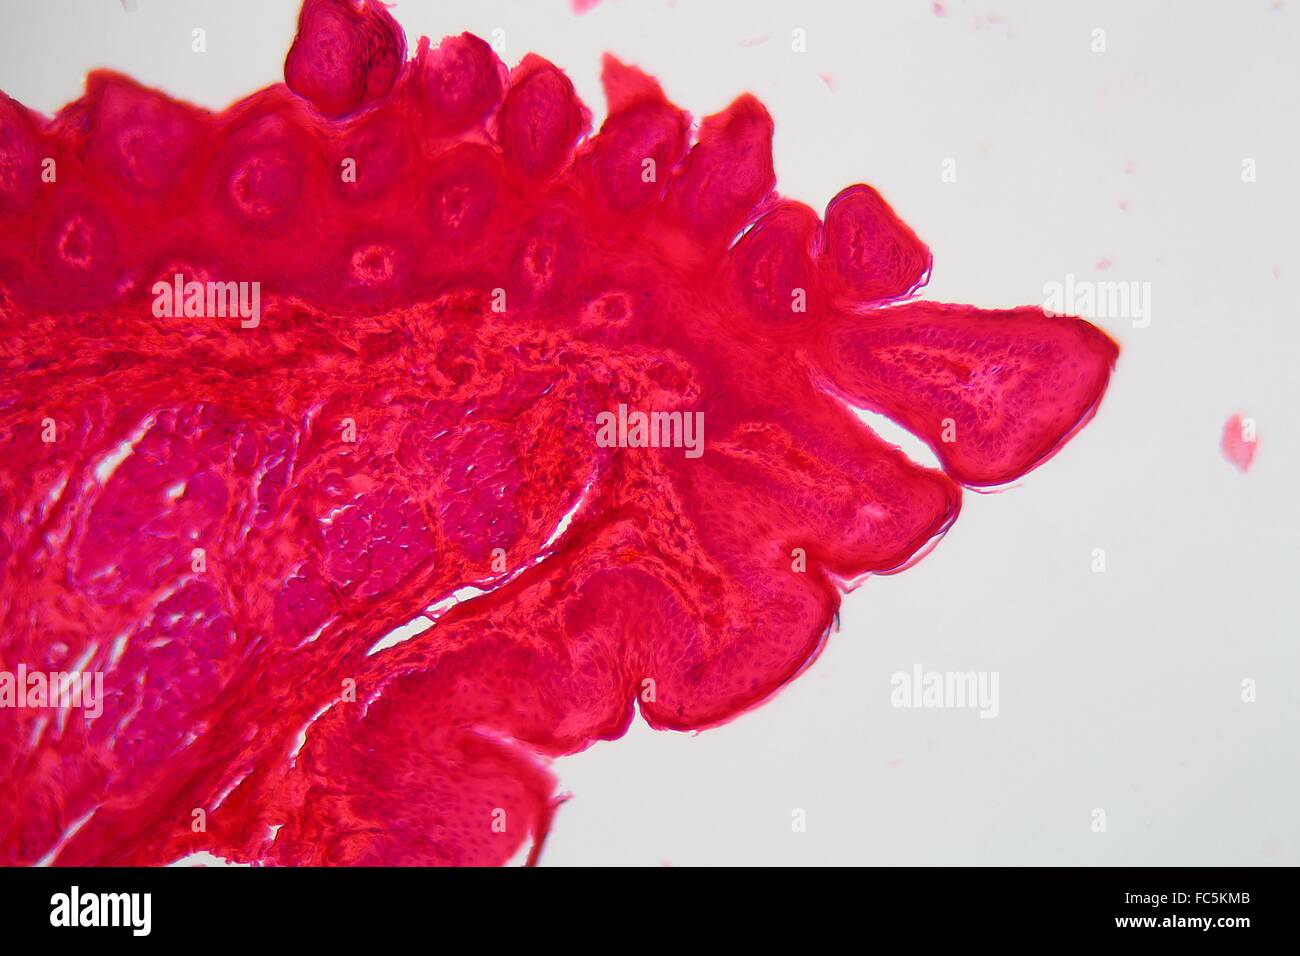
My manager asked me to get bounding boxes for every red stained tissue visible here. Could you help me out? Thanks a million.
[0,0,1118,865]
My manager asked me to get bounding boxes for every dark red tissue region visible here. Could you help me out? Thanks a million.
[285,0,406,119]
[0,4,1117,866]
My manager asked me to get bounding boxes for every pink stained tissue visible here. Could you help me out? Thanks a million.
[0,0,1118,865]
[1221,414,1258,472]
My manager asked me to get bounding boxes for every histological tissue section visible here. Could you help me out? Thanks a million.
[0,0,1117,865]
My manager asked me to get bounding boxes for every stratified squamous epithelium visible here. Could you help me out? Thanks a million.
[0,0,1117,865]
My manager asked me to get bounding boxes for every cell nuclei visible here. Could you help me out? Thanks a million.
[0,0,1117,864]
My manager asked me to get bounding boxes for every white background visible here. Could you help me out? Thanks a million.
[1,0,1296,866]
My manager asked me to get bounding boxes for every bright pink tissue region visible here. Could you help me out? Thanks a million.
[1221,414,1258,472]
[0,0,1118,865]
